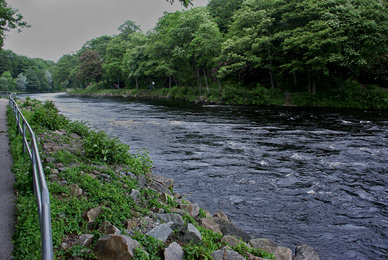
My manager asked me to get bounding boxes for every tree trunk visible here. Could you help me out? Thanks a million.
[203,68,209,93]
[169,75,172,89]
[307,71,312,94]
[294,73,297,88]
[195,65,202,92]
[136,76,139,89]
[268,48,275,90]
[217,78,223,95]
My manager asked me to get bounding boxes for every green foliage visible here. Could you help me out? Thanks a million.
[132,232,164,259]
[31,101,68,130]
[83,130,130,164]
[291,82,388,109]
[232,242,275,260]
[0,0,29,49]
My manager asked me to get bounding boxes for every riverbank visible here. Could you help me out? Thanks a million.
[68,82,388,109]
[7,98,320,259]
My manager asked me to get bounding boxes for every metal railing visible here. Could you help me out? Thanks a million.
[8,94,54,260]
[0,91,15,98]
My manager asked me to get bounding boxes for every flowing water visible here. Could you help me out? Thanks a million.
[22,93,388,259]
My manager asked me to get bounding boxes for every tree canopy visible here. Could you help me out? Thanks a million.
[0,0,28,49]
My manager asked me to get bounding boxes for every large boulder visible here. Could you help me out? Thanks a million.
[150,174,174,189]
[295,244,320,260]
[146,223,173,243]
[164,242,184,260]
[153,213,184,226]
[213,217,251,242]
[200,218,222,235]
[94,234,141,260]
[179,224,202,244]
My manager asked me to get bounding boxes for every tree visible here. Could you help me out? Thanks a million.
[103,37,128,88]
[118,20,141,40]
[0,70,13,90]
[219,0,388,94]
[0,0,29,48]
[207,0,243,34]
[77,49,103,87]
[53,54,79,89]
[167,0,193,7]
[16,73,27,91]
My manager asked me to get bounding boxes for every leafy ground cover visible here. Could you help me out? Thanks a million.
[7,98,274,259]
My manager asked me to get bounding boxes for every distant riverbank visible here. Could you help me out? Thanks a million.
[68,83,388,109]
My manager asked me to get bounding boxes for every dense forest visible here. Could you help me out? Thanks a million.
[1,0,388,107]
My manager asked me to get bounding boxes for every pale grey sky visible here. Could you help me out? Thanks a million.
[3,0,209,62]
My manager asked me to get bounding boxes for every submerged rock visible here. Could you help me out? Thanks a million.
[295,244,320,260]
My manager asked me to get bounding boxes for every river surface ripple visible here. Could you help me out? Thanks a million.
[22,93,388,260]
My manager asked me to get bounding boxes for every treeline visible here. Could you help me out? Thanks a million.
[0,50,56,92]
[55,0,388,95]
[2,0,388,102]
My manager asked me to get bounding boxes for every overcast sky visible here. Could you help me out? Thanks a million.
[3,0,209,62]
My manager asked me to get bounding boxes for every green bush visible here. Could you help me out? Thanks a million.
[83,130,130,164]
[31,101,68,130]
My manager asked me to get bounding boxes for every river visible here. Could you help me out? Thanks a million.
[21,93,388,259]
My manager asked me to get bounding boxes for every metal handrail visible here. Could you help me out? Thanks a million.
[0,91,15,97]
[8,94,54,260]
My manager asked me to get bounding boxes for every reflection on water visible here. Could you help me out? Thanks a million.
[22,93,388,260]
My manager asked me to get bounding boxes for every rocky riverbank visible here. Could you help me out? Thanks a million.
[9,98,320,259]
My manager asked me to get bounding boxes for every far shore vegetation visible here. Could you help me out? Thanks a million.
[1,0,388,110]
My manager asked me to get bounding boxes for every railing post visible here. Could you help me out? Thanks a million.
[22,121,26,153]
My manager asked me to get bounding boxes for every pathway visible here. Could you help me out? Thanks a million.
[0,98,15,260]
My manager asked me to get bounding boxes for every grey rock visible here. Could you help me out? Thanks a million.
[99,221,121,235]
[49,174,58,181]
[150,174,174,189]
[183,203,200,218]
[78,234,94,247]
[164,242,184,260]
[221,235,248,248]
[135,175,147,188]
[179,223,202,244]
[150,180,172,195]
[68,183,83,196]
[249,238,278,249]
[295,244,320,260]
[213,217,251,242]
[45,157,56,163]
[200,218,222,235]
[83,206,102,223]
[211,248,245,260]
[94,234,141,260]
[213,210,230,221]
[70,133,81,139]
[130,189,140,201]
[249,239,292,260]
[273,246,293,260]
[146,223,173,243]
[154,213,184,226]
